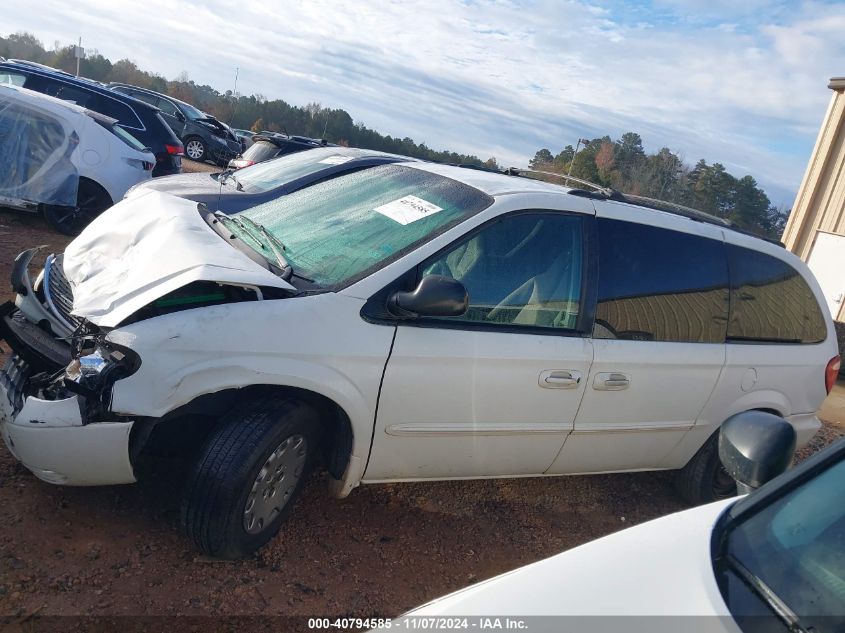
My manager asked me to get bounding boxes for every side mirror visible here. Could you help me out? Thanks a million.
[719,411,797,493]
[388,275,468,319]
[175,110,186,122]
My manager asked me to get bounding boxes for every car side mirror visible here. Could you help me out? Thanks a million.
[175,110,186,122]
[719,411,797,494]
[388,275,468,319]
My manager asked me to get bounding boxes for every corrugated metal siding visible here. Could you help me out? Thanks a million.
[783,84,845,261]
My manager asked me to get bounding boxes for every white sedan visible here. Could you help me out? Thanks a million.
[399,417,845,632]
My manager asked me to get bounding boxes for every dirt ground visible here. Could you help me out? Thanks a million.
[0,165,843,622]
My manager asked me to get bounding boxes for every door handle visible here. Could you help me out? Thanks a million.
[593,372,630,391]
[539,370,581,389]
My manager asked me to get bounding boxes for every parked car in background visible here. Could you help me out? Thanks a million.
[227,132,334,169]
[231,128,255,150]
[108,83,241,166]
[0,163,837,559]
[0,60,183,177]
[0,84,155,234]
[401,417,845,633]
[124,146,417,213]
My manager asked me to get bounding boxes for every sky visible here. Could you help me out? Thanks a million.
[5,0,845,206]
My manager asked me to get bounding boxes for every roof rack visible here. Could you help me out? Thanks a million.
[502,168,784,247]
[504,168,620,199]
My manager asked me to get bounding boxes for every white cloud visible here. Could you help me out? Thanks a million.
[5,0,844,204]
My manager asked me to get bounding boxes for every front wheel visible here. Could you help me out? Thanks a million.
[184,137,206,162]
[43,179,112,235]
[181,398,319,559]
[675,431,737,505]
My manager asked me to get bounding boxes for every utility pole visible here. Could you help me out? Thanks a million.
[75,37,82,77]
[229,67,239,124]
[567,138,590,177]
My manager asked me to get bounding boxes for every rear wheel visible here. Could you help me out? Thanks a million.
[675,431,737,505]
[43,179,112,235]
[181,397,320,559]
[184,136,206,162]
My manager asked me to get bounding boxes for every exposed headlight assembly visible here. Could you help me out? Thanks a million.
[62,335,141,405]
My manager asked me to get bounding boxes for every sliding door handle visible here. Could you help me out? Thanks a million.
[539,369,581,389]
[593,372,630,391]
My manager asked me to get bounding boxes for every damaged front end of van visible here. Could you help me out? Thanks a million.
[0,190,297,485]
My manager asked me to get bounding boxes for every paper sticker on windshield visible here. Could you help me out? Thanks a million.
[375,196,443,225]
[318,155,354,165]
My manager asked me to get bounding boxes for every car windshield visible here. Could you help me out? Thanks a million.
[724,457,845,631]
[230,164,493,287]
[234,147,367,193]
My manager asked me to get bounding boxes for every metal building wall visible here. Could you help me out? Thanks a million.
[782,77,845,262]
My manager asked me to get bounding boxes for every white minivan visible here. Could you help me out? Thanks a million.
[0,162,839,557]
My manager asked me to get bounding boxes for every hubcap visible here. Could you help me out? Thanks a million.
[243,435,307,534]
[713,464,738,499]
[186,140,204,159]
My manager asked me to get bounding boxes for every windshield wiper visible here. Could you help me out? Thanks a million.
[214,212,292,279]
[725,554,809,633]
[217,169,243,191]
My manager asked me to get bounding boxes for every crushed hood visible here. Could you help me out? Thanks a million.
[62,189,295,328]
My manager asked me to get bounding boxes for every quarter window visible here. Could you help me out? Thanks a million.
[0,71,25,86]
[594,218,729,343]
[155,98,180,117]
[422,213,584,330]
[727,245,827,344]
[86,95,140,128]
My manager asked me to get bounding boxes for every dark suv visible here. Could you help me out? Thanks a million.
[109,83,241,166]
[0,61,183,177]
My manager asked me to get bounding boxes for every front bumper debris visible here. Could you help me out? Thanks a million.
[0,354,136,486]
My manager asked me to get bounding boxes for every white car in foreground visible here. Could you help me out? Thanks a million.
[402,419,845,632]
[0,83,155,234]
[0,162,839,558]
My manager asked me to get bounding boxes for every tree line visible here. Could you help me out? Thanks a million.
[2,32,787,237]
[528,133,788,237]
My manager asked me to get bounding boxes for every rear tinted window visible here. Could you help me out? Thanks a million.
[243,141,283,163]
[0,71,25,86]
[93,117,147,151]
[129,90,158,106]
[594,218,729,343]
[86,94,142,129]
[27,77,143,129]
[156,97,180,117]
[235,147,360,193]
[727,245,827,344]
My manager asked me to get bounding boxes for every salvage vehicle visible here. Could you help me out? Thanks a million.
[231,128,256,151]
[109,83,241,166]
[227,132,333,169]
[124,145,417,214]
[0,60,183,177]
[398,415,845,633]
[0,163,838,558]
[0,84,155,234]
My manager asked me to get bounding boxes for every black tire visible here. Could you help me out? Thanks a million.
[184,136,206,162]
[181,397,320,559]
[675,431,737,505]
[43,179,112,235]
